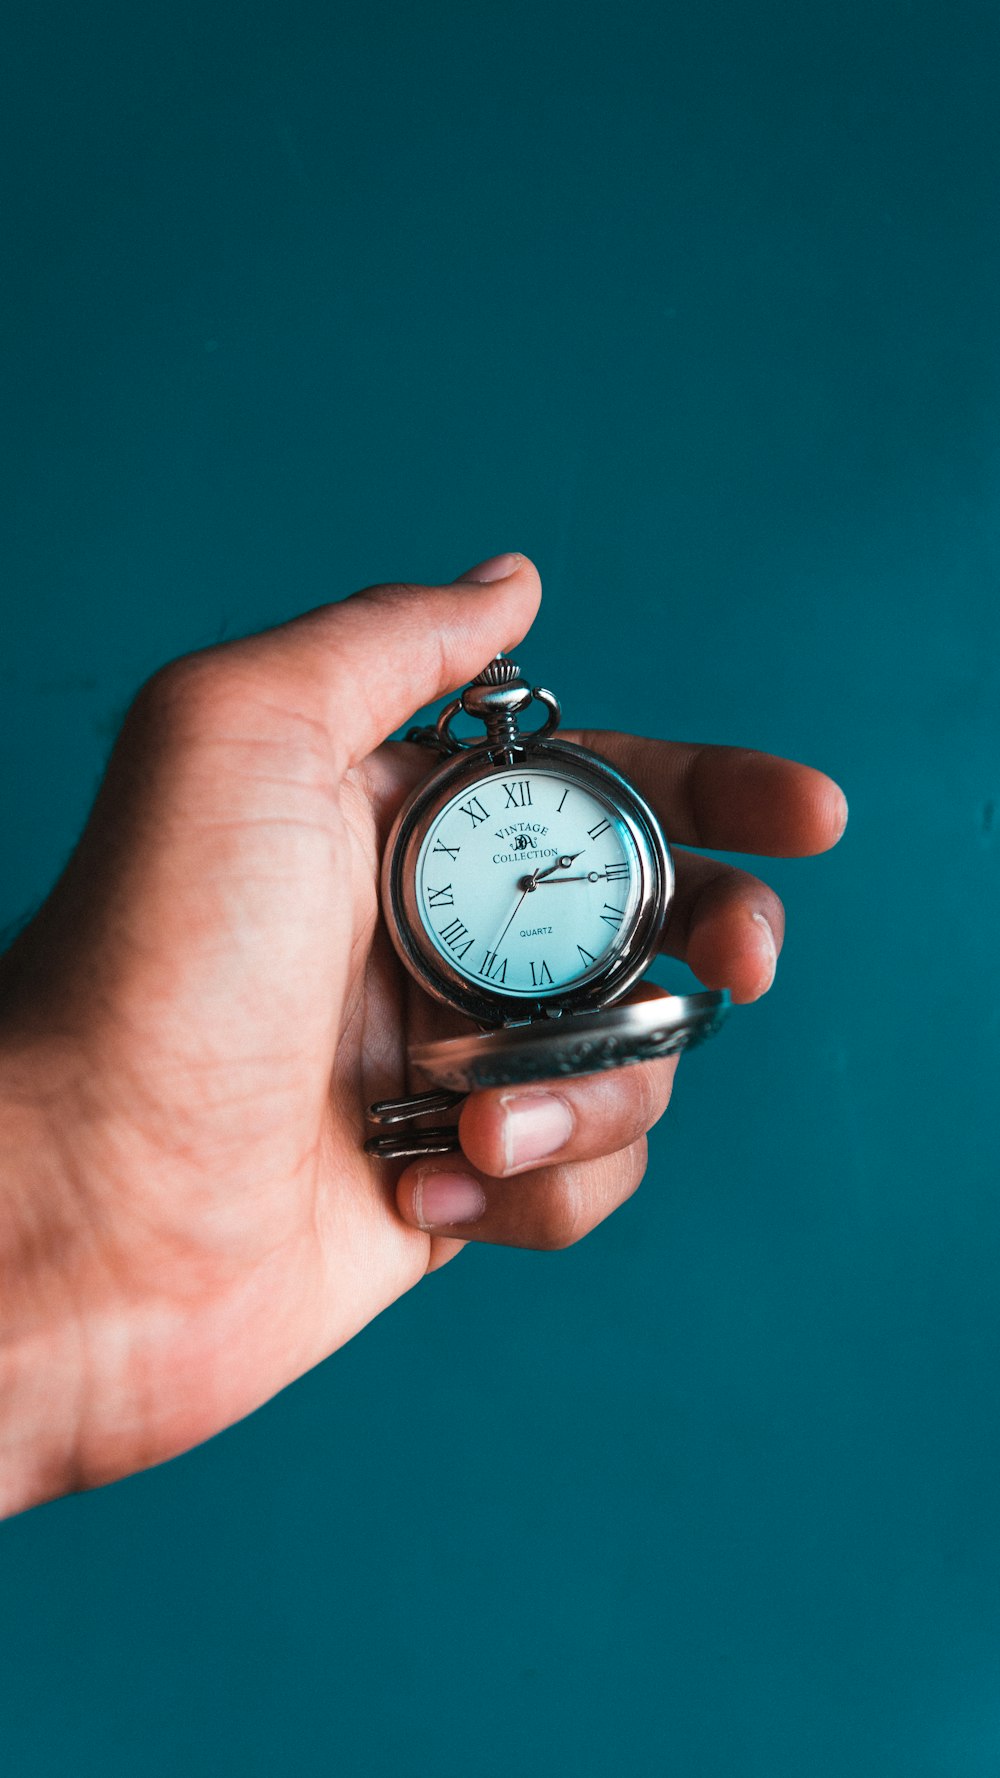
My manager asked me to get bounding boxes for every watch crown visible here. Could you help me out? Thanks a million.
[437,653,561,759]
[461,653,533,750]
[474,654,521,686]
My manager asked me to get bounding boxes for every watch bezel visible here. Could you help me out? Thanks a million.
[381,737,674,1026]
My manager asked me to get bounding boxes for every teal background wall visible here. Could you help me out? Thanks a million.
[2,2,999,1772]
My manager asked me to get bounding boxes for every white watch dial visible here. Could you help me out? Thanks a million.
[414,767,643,998]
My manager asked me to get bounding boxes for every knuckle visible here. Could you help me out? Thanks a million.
[628,1060,674,1132]
[574,1062,671,1149]
[131,652,236,739]
[350,581,426,615]
[623,1134,649,1197]
[568,727,628,768]
[529,1142,649,1250]
[456,1117,500,1178]
[530,1174,591,1251]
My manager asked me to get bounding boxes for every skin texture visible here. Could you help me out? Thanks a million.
[0,554,847,1517]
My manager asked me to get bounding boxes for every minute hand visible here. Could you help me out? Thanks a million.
[535,871,603,885]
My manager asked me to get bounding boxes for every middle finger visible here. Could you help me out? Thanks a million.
[664,846,786,1004]
[457,1053,678,1178]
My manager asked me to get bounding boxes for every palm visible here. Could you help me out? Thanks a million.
[9,730,454,1485]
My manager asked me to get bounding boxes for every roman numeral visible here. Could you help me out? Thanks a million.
[439,917,474,960]
[556,788,569,813]
[576,945,596,968]
[432,839,460,861]
[426,883,454,907]
[478,950,508,983]
[502,779,532,809]
[458,796,489,827]
[530,959,553,987]
[600,903,625,928]
[587,817,611,842]
[603,861,629,881]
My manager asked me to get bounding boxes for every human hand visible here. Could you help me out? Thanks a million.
[0,553,847,1515]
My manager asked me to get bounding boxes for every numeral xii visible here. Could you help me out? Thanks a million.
[502,780,532,808]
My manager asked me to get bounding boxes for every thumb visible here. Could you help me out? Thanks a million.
[0,551,541,1063]
[234,552,542,771]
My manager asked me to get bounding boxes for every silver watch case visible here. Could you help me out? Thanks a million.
[382,735,675,1028]
[408,987,731,1094]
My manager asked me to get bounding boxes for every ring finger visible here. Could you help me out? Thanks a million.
[396,1136,650,1249]
[665,846,786,1004]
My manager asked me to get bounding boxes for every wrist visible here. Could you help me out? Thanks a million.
[0,1038,91,1517]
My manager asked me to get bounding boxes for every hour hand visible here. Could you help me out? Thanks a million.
[531,852,583,884]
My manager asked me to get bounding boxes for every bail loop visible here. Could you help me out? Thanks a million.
[423,654,562,763]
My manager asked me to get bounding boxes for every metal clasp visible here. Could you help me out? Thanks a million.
[364,1087,466,1159]
[407,655,561,765]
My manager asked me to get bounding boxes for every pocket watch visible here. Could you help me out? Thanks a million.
[365,655,730,1158]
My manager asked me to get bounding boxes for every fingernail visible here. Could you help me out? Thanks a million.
[751,911,777,990]
[500,1091,575,1172]
[454,552,521,584]
[413,1170,487,1230]
[835,791,849,839]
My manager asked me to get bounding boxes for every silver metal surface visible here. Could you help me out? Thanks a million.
[364,1125,464,1160]
[408,989,730,1094]
[367,1088,466,1125]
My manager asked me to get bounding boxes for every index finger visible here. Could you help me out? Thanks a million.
[565,730,848,857]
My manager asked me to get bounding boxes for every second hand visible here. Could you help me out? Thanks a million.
[487,854,588,957]
[490,870,539,953]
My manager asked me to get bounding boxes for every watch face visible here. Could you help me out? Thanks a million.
[412,764,637,1002]
[412,765,645,1000]
[383,738,673,1024]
